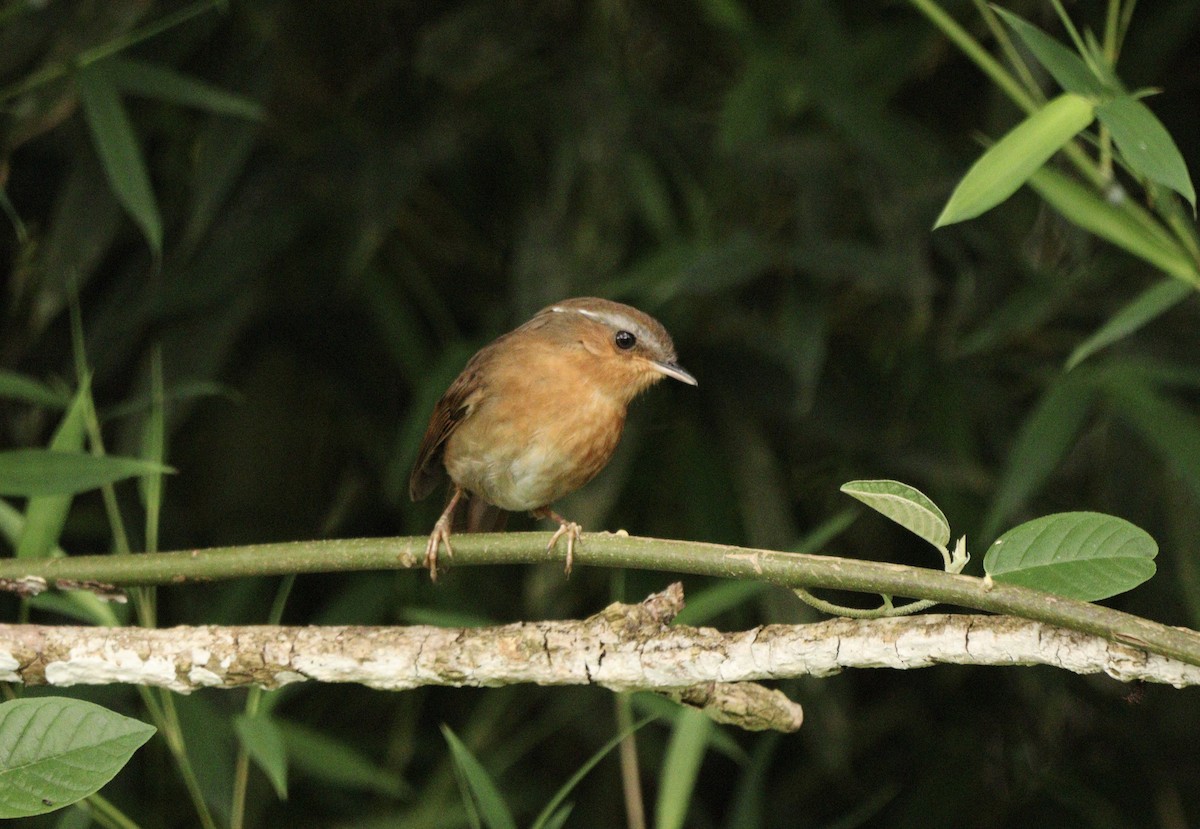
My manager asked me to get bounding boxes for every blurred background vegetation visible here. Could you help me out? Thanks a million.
[3,0,1200,826]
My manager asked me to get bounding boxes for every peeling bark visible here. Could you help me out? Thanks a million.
[2,584,1195,733]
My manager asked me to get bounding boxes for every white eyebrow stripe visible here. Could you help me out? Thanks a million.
[551,305,641,333]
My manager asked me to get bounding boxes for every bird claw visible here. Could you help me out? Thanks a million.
[424,486,464,582]
[545,519,583,576]
[424,516,454,581]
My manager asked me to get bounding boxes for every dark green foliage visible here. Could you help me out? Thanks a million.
[3,1,1200,827]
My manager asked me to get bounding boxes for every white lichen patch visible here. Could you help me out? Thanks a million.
[45,646,182,690]
[272,670,307,686]
[187,666,225,687]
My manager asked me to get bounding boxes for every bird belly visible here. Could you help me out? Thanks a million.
[444,393,624,512]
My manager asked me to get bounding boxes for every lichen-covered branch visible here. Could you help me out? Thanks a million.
[2,585,1197,734]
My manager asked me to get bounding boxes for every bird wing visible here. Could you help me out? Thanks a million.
[408,359,486,502]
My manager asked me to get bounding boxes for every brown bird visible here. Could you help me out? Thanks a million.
[409,297,697,579]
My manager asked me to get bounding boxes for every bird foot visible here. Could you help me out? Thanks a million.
[536,508,583,575]
[424,486,464,581]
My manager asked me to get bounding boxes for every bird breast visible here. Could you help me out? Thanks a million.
[443,375,627,512]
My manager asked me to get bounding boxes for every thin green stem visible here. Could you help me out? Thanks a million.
[231,573,295,829]
[907,0,1038,114]
[971,0,1042,104]
[159,691,219,829]
[4,533,1200,668]
[1103,0,1121,62]
[0,0,222,103]
[80,793,144,829]
[790,587,938,619]
[906,0,1106,191]
[615,694,646,829]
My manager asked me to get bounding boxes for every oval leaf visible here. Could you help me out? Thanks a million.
[1096,95,1196,211]
[935,93,1095,228]
[0,449,174,496]
[984,512,1157,601]
[841,480,950,550]
[0,698,155,818]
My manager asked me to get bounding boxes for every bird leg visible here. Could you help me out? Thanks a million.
[533,507,583,575]
[425,485,465,580]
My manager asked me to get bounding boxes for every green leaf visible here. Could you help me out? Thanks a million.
[655,707,711,829]
[103,57,265,120]
[529,716,655,829]
[935,93,1095,227]
[1102,379,1200,502]
[235,714,288,800]
[671,581,771,627]
[15,382,91,558]
[1066,280,1194,370]
[537,806,575,829]
[982,371,1095,541]
[1096,95,1196,210]
[441,725,517,829]
[0,698,155,818]
[0,371,68,409]
[983,512,1157,600]
[840,480,951,550]
[276,721,407,797]
[1027,166,1199,283]
[0,449,174,496]
[74,61,162,257]
[991,7,1108,97]
[139,347,166,554]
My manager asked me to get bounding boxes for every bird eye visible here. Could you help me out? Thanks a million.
[614,330,636,350]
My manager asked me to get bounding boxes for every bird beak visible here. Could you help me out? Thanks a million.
[652,360,698,386]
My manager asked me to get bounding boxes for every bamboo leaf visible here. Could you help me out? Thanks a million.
[104,57,265,120]
[441,726,517,829]
[277,721,408,797]
[982,371,1095,541]
[1066,280,1194,370]
[235,714,288,800]
[0,449,173,497]
[935,93,1095,227]
[530,716,655,829]
[0,371,68,409]
[75,61,162,256]
[1096,95,1196,211]
[1028,166,1199,283]
[991,6,1108,96]
[1102,378,1200,502]
[655,707,711,829]
[15,382,91,558]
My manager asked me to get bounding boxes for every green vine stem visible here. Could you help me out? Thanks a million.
[3,532,1200,668]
